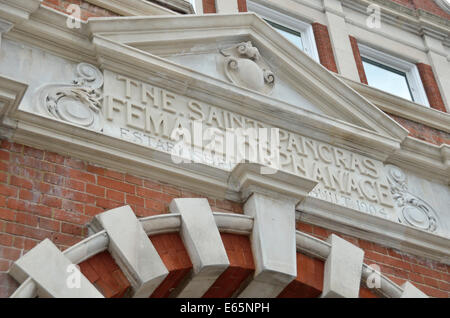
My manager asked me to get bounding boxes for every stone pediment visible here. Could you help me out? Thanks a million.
[87,13,408,143]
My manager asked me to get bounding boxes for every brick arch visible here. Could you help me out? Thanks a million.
[77,232,256,298]
[79,251,131,298]
[149,233,192,298]
[7,202,427,298]
[70,234,385,298]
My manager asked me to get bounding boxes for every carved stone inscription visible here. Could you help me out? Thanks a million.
[101,70,397,220]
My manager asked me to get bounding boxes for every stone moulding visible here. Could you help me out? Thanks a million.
[85,0,179,16]
[9,203,426,298]
[341,0,450,36]
[298,196,450,265]
[0,76,27,112]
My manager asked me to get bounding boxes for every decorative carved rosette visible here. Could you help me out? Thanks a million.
[386,165,439,233]
[34,63,104,131]
[220,41,275,95]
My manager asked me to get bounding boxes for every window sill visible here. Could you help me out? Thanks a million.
[340,76,450,133]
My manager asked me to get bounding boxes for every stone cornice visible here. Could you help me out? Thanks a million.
[84,0,179,16]
[297,197,450,265]
[0,0,41,21]
[0,75,27,118]
[341,0,450,43]
[228,163,318,203]
[388,136,450,185]
[291,0,450,36]
[0,75,28,137]
[0,18,12,34]
[1,6,96,63]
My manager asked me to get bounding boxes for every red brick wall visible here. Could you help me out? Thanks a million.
[0,139,242,297]
[391,0,416,8]
[150,233,193,298]
[203,233,255,298]
[79,251,131,298]
[297,221,450,298]
[202,0,216,13]
[416,63,447,113]
[388,113,450,145]
[42,0,119,20]
[278,253,324,298]
[349,36,368,85]
[280,252,379,298]
[237,0,248,12]
[312,23,338,73]
[202,0,247,13]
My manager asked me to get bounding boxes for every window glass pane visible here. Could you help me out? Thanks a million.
[267,21,304,51]
[362,58,414,101]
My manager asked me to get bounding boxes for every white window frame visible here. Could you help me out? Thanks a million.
[247,0,320,62]
[358,44,430,107]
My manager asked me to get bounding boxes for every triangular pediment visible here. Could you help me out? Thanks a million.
[87,13,408,143]
[151,41,327,117]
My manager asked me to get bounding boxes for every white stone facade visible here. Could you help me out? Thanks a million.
[0,0,448,298]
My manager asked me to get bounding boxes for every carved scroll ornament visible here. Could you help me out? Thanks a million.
[386,165,440,233]
[34,63,104,131]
